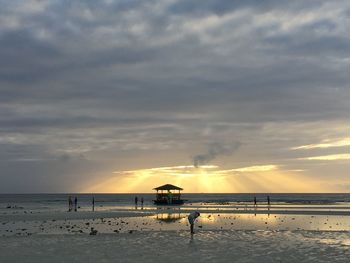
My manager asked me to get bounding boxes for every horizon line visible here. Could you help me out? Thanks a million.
[1,192,350,195]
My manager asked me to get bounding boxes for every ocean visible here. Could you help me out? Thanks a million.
[1,193,350,213]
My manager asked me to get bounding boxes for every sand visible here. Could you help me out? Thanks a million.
[1,230,350,263]
[1,205,350,262]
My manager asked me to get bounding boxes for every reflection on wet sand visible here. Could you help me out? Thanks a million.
[154,213,185,223]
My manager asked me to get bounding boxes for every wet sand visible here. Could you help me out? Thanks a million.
[1,212,350,236]
[1,204,350,262]
[1,230,350,263]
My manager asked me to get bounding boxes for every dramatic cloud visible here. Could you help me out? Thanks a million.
[1,0,350,192]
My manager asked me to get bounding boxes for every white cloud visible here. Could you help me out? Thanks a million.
[292,137,350,149]
[301,154,350,161]
[225,165,278,172]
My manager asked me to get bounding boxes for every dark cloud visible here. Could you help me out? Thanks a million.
[167,0,320,16]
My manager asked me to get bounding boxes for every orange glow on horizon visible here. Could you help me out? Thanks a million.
[83,164,336,193]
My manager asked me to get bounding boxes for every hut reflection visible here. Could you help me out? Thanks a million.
[154,212,185,223]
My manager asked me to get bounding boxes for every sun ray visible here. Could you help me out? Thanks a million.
[85,164,332,193]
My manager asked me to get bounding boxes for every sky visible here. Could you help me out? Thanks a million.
[1,0,350,193]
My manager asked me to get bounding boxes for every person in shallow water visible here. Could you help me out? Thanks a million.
[188,211,200,234]
[74,197,78,212]
[68,196,73,212]
[135,196,138,208]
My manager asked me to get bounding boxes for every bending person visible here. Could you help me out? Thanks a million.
[188,211,200,234]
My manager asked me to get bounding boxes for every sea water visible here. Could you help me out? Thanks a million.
[1,193,350,213]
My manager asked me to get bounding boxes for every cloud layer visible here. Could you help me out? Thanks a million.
[1,0,350,192]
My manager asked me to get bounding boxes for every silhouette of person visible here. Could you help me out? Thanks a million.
[92,196,95,212]
[254,196,257,207]
[68,196,73,212]
[188,211,200,234]
[135,196,138,208]
[267,196,270,206]
[74,196,78,212]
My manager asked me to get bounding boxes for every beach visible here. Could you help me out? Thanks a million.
[2,230,350,263]
[2,1,350,262]
[1,194,350,262]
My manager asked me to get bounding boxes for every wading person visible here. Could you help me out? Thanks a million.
[74,196,78,212]
[68,196,73,212]
[135,196,138,208]
[188,211,200,234]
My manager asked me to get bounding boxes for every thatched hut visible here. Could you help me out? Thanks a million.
[153,184,185,205]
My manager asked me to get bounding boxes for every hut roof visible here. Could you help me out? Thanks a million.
[153,184,183,191]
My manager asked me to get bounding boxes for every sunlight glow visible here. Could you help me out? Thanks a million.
[227,165,278,172]
[84,164,331,193]
[292,137,350,149]
[301,154,350,161]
